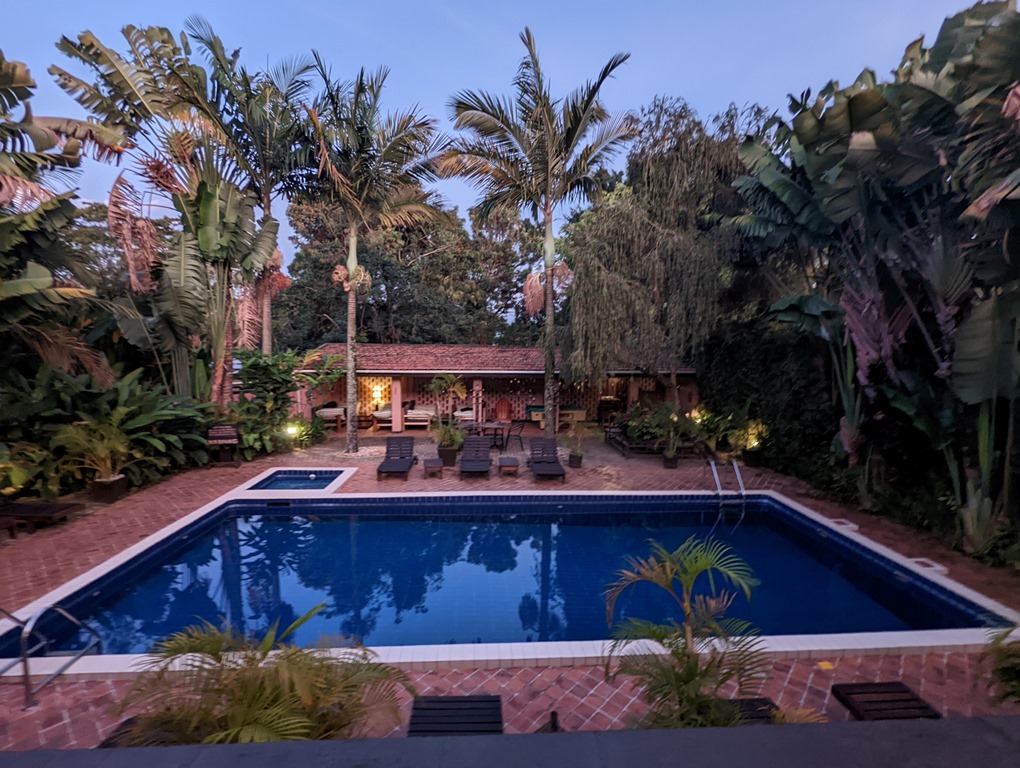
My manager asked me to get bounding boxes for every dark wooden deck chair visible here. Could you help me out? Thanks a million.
[831,682,941,721]
[0,500,83,532]
[459,436,493,478]
[376,436,417,480]
[529,438,566,483]
[408,695,503,736]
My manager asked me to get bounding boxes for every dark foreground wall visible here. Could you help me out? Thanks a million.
[6,716,1020,768]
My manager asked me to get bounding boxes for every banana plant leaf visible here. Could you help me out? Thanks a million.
[950,287,1020,404]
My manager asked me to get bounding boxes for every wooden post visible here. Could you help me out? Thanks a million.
[392,378,404,432]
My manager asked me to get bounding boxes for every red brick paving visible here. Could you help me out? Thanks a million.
[2,428,1019,750]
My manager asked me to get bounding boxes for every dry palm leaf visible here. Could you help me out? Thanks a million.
[108,174,159,293]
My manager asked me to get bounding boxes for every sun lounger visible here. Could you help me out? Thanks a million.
[831,681,941,720]
[459,436,492,478]
[408,695,503,736]
[529,438,566,483]
[376,436,417,480]
[0,500,83,530]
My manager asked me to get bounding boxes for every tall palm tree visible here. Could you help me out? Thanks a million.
[307,57,441,453]
[441,28,636,436]
[183,17,313,354]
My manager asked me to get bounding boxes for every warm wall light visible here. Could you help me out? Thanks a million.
[371,385,383,402]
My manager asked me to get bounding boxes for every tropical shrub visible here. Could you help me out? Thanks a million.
[603,537,767,728]
[0,367,210,496]
[111,607,413,746]
[985,626,1020,706]
[230,350,334,460]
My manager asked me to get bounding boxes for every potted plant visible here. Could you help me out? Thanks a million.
[431,417,465,466]
[52,417,145,503]
[649,405,699,468]
[741,420,767,467]
[427,373,467,421]
[563,422,591,468]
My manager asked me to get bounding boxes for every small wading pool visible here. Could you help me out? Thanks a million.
[247,469,344,491]
[1,492,1013,661]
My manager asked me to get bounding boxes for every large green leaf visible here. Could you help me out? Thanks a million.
[951,288,1020,404]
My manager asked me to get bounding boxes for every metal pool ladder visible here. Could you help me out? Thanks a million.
[1,604,103,709]
[708,459,747,534]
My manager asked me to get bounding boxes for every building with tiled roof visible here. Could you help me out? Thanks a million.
[302,343,697,432]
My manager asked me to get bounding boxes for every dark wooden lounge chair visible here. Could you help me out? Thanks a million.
[376,436,417,480]
[734,697,777,724]
[0,499,83,532]
[529,438,566,483]
[459,436,493,478]
[831,681,941,721]
[1,515,24,539]
[408,695,503,736]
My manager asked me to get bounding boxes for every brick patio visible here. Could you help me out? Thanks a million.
[2,427,1019,751]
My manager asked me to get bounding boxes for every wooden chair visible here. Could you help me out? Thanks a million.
[459,436,493,478]
[529,437,566,483]
[493,397,511,422]
[408,695,503,736]
[207,425,241,467]
[831,682,941,720]
[377,437,417,480]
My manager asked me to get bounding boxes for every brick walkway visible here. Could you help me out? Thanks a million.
[2,428,1019,750]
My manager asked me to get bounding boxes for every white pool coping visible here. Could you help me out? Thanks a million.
[3,478,1019,682]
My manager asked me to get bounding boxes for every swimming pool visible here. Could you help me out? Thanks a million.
[1,491,1014,665]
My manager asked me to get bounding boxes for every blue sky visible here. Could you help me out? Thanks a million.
[8,0,972,271]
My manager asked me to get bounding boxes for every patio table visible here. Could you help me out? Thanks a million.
[463,421,510,451]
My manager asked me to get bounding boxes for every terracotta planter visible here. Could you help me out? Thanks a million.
[568,454,583,469]
[438,446,459,467]
[662,455,679,469]
[91,473,129,504]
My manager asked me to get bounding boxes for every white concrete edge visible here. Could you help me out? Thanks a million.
[3,483,1018,680]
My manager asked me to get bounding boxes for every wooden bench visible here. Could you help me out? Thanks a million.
[207,425,241,467]
[831,682,941,721]
[408,695,503,736]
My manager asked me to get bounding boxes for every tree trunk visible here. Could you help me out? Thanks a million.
[544,265,557,438]
[543,212,557,438]
[261,289,272,355]
[345,230,360,453]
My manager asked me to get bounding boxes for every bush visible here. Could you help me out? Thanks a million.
[697,318,836,478]
[0,367,211,497]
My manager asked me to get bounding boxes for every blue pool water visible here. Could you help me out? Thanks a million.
[2,495,1007,655]
[248,470,343,490]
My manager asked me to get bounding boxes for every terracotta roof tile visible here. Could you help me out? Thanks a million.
[316,343,549,375]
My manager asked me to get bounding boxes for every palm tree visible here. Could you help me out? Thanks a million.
[441,28,636,436]
[182,17,313,354]
[53,26,279,406]
[603,537,766,728]
[307,57,441,452]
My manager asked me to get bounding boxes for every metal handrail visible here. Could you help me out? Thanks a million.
[0,606,47,677]
[707,459,748,535]
[20,605,102,709]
